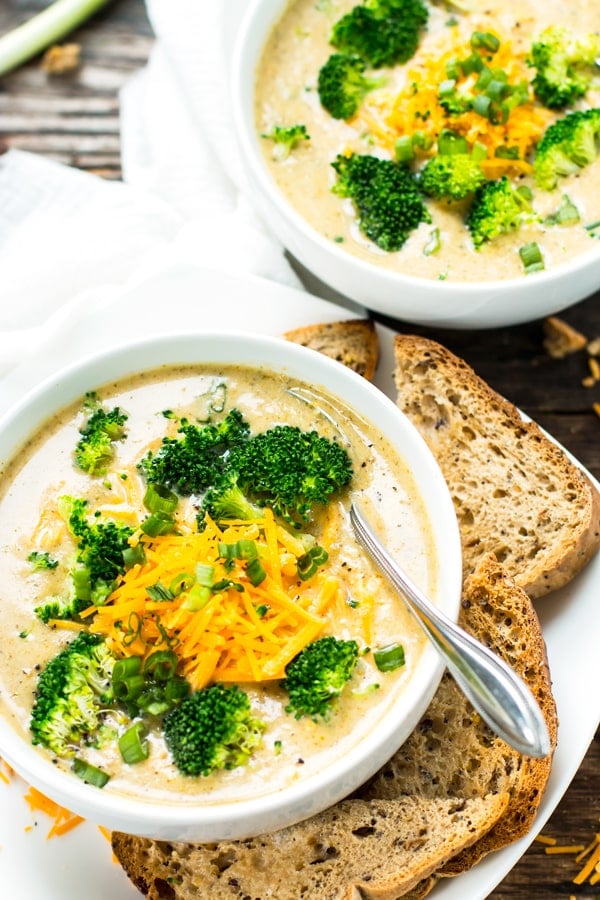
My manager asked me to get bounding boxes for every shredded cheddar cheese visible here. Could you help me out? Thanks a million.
[88,510,337,689]
[357,26,551,176]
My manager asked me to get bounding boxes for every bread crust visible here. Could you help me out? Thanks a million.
[283,319,379,381]
[111,793,508,900]
[358,553,557,883]
[393,334,600,598]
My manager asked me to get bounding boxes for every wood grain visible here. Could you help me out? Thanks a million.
[0,1,598,897]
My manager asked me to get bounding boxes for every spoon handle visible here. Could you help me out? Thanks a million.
[350,503,551,758]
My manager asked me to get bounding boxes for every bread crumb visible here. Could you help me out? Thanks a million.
[587,336,600,356]
[543,316,587,359]
[41,44,81,74]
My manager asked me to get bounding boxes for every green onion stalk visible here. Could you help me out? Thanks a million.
[0,0,112,78]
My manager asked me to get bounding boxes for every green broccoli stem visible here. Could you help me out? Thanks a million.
[0,0,112,78]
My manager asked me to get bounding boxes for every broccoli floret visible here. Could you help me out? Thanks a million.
[533,108,600,190]
[330,0,428,69]
[74,397,128,476]
[163,684,265,777]
[200,472,264,526]
[138,409,251,495]
[530,26,600,110]
[419,154,486,201]
[317,53,384,120]
[201,425,353,530]
[261,124,310,160]
[466,176,536,248]
[56,496,134,607]
[27,550,59,571]
[36,498,133,623]
[332,152,431,251]
[282,636,360,720]
[30,632,116,758]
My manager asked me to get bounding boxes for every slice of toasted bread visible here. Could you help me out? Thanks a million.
[283,319,379,381]
[393,334,600,599]
[358,552,557,892]
[111,555,553,900]
[111,793,508,900]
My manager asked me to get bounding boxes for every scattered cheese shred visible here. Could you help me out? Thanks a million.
[89,514,335,688]
[23,786,84,839]
[545,844,586,855]
[535,833,557,846]
[358,26,551,176]
[573,834,600,885]
[0,758,13,784]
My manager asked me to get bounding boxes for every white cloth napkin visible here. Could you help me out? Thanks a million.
[0,1,311,379]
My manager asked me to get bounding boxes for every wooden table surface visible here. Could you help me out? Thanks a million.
[0,2,598,897]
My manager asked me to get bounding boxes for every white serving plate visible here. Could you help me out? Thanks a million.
[0,263,598,899]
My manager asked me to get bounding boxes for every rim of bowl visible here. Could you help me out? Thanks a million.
[0,330,462,839]
[231,0,600,299]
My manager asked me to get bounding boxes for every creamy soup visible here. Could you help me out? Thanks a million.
[0,364,435,805]
[255,0,600,281]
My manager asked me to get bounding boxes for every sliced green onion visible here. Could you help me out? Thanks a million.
[195,563,215,586]
[164,676,191,705]
[113,673,146,703]
[437,129,468,156]
[182,583,212,611]
[137,687,169,716]
[519,242,545,274]
[494,145,520,159]
[218,541,237,560]
[141,512,175,537]
[146,581,174,602]
[438,78,457,98]
[0,0,112,79]
[395,134,416,163]
[72,566,92,601]
[546,195,580,226]
[516,185,533,202]
[373,643,406,672]
[412,130,433,151]
[473,94,492,119]
[122,543,147,569]
[470,31,500,53]
[485,79,510,101]
[584,219,600,232]
[246,557,267,587]
[72,757,110,788]
[212,578,245,593]
[255,604,270,618]
[143,649,178,681]
[168,571,195,596]
[423,227,441,257]
[143,483,179,516]
[471,141,488,161]
[118,722,149,765]
[475,66,493,90]
[459,52,484,76]
[236,539,258,560]
[113,656,142,681]
[297,545,329,581]
[445,59,460,79]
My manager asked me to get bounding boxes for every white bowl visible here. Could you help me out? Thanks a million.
[0,331,461,841]
[231,0,600,330]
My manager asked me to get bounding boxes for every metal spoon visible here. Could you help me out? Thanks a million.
[350,502,552,758]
